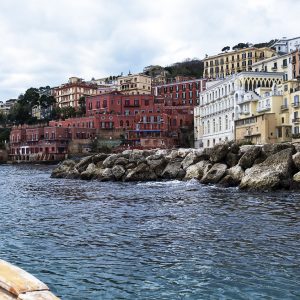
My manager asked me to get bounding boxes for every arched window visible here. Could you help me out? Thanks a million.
[207,120,210,134]
[225,115,228,130]
[126,120,129,127]
[219,117,222,131]
[120,120,123,127]
[213,119,216,133]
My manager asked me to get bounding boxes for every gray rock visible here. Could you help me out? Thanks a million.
[115,157,129,166]
[75,155,94,173]
[225,152,240,167]
[112,165,126,180]
[162,161,182,179]
[292,152,300,170]
[95,168,114,181]
[227,165,245,183]
[92,153,109,164]
[184,160,212,180]
[80,163,96,180]
[239,145,259,155]
[229,142,240,154]
[210,143,229,163]
[262,143,295,156]
[129,150,145,164]
[238,146,261,169]
[240,148,294,191]
[51,160,76,178]
[219,175,239,187]
[201,163,227,184]
[102,154,119,168]
[181,152,202,170]
[124,163,157,181]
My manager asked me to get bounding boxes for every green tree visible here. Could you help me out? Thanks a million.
[78,96,86,116]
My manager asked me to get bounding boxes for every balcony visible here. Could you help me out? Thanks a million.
[292,118,300,123]
[271,66,278,71]
[240,110,250,115]
[292,102,300,108]
[244,132,261,138]
[281,104,289,111]
[257,105,271,113]
[281,64,288,69]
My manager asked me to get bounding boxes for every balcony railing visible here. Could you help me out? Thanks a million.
[292,102,300,108]
[257,105,271,113]
[281,104,289,110]
[292,118,300,123]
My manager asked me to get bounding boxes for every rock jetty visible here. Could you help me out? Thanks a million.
[51,142,300,191]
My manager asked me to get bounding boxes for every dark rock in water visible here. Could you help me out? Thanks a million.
[75,155,94,173]
[80,163,96,180]
[238,146,261,169]
[240,148,294,191]
[219,175,239,187]
[229,142,240,154]
[210,144,229,163]
[225,152,240,167]
[162,161,182,179]
[92,153,109,164]
[112,165,126,180]
[114,157,129,166]
[51,159,76,178]
[292,152,300,171]
[102,154,119,168]
[124,163,157,181]
[184,161,212,180]
[262,143,295,156]
[201,163,227,184]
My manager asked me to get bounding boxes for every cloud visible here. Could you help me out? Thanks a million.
[0,0,299,100]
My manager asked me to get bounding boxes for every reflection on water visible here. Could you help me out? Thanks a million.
[0,164,299,300]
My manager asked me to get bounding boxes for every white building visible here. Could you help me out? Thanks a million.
[252,53,293,81]
[194,72,283,148]
[271,37,300,54]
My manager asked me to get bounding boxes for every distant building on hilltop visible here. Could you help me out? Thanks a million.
[117,73,152,95]
[52,77,98,108]
[271,37,300,54]
[203,47,276,79]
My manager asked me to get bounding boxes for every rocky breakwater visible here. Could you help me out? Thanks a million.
[51,142,300,191]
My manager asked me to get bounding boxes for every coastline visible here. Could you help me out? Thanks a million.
[51,142,300,191]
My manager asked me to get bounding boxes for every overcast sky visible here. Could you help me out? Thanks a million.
[1,0,299,100]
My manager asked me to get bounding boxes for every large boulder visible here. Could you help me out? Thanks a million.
[102,154,119,168]
[225,152,240,167]
[292,152,300,171]
[95,168,114,181]
[161,160,183,179]
[210,143,229,163]
[124,163,157,181]
[201,163,227,184]
[238,146,261,169]
[181,152,203,170]
[114,157,129,166]
[262,143,295,156]
[227,165,245,183]
[92,153,109,164]
[80,163,96,180]
[220,165,244,187]
[129,150,146,164]
[112,165,126,180]
[51,160,76,178]
[146,154,168,177]
[239,148,294,191]
[184,160,212,180]
[75,155,94,173]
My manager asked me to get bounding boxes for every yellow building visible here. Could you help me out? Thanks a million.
[117,73,152,95]
[203,47,276,79]
[235,86,292,144]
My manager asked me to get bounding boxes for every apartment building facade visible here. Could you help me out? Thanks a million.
[117,74,152,95]
[194,72,283,148]
[52,77,98,108]
[203,47,276,79]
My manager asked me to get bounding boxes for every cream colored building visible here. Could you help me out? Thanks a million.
[252,53,292,81]
[235,86,292,144]
[117,73,152,95]
[203,47,276,79]
[194,72,283,148]
[53,77,98,108]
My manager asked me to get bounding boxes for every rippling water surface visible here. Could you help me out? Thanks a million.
[0,164,299,299]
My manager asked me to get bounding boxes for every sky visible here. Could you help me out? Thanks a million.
[0,0,299,101]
